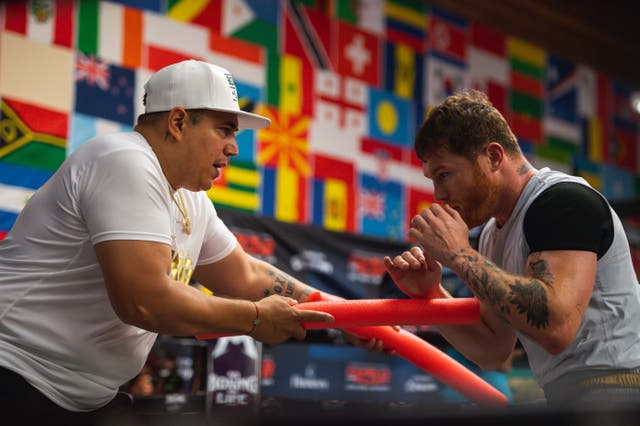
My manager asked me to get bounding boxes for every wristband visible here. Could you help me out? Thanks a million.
[247,301,260,335]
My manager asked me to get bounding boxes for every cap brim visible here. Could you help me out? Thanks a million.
[205,107,270,130]
[236,110,271,130]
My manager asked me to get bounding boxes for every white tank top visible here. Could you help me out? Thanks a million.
[479,168,640,386]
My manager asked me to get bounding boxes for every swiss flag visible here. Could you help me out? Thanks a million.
[336,22,381,86]
[428,15,467,64]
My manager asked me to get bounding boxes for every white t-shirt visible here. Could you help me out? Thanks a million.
[0,131,237,411]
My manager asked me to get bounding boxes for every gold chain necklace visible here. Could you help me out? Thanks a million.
[170,187,191,235]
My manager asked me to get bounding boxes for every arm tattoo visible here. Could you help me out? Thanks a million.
[452,248,551,329]
[262,266,313,300]
[528,254,554,285]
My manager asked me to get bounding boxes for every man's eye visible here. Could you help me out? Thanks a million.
[219,127,235,137]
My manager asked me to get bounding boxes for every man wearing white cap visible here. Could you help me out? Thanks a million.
[0,60,335,422]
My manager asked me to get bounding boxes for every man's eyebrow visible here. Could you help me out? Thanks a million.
[427,164,444,177]
[220,120,239,131]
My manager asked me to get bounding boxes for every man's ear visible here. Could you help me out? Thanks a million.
[167,107,187,140]
[486,142,504,171]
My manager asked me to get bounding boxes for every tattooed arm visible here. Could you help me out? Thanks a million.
[448,247,596,355]
[406,203,597,365]
[192,243,333,344]
[194,243,317,302]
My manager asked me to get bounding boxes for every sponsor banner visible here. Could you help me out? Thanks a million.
[217,208,410,300]
[261,343,445,403]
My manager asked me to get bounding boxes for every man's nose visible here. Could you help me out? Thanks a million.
[224,140,239,157]
[433,185,447,202]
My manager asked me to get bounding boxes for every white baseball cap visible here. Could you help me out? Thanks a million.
[143,59,270,130]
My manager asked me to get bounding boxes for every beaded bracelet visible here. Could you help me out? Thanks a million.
[247,301,260,335]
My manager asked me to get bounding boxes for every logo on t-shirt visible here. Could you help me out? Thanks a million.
[171,249,194,284]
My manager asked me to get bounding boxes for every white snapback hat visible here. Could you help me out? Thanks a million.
[143,59,270,130]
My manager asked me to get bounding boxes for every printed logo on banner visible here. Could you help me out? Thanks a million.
[347,250,386,285]
[403,374,439,393]
[207,336,260,409]
[345,362,391,392]
[261,355,276,387]
[230,227,276,264]
[289,363,331,391]
[290,250,334,275]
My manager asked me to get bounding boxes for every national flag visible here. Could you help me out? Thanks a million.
[284,1,333,70]
[407,187,435,228]
[508,36,545,145]
[257,106,310,223]
[68,113,131,155]
[143,11,209,71]
[608,81,638,172]
[226,0,279,105]
[545,55,580,144]
[335,0,384,35]
[74,53,136,125]
[233,80,264,163]
[308,98,365,162]
[0,97,67,186]
[577,65,597,118]
[207,159,261,213]
[357,137,430,191]
[336,21,381,86]
[530,144,572,174]
[308,69,367,160]
[279,54,313,117]
[3,0,74,48]
[359,173,404,240]
[312,153,355,232]
[612,81,639,125]
[109,0,164,13]
[573,156,602,190]
[601,164,635,201]
[0,32,74,113]
[221,0,278,32]
[207,32,265,87]
[424,53,467,108]
[427,6,467,65]
[543,56,582,150]
[596,72,613,164]
[368,88,412,147]
[76,0,143,68]
[359,136,403,183]
[610,119,638,172]
[220,0,254,35]
[0,162,54,235]
[315,69,367,125]
[166,0,222,32]
[384,0,428,52]
[468,22,508,114]
[261,165,309,223]
[384,40,424,100]
[581,117,605,163]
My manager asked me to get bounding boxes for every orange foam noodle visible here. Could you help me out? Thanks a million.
[195,297,479,340]
[299,297,479,329]
[307,291,508,407]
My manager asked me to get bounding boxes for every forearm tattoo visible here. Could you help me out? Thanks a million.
[262,266,313,300]
[452,249,552,329]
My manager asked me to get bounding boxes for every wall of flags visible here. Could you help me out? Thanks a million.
[1,0,639,242]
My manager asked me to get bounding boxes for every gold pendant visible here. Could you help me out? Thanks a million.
[183,219,191,235]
